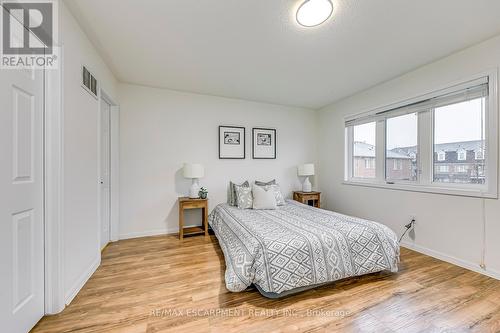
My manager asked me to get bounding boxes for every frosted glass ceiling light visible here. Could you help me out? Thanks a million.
[296,0,333,27]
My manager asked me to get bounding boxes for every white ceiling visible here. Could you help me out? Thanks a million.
[65,0,500,109]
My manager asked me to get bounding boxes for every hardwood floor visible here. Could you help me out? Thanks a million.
[32,235,500,333]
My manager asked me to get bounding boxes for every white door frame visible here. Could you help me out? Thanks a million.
[99,89,119,244]
[99,96,111,249]
[44,46,65,315]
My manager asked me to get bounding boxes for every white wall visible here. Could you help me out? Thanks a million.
[317,35,500,279]
[118,84,317,238]
[60,2,119,303]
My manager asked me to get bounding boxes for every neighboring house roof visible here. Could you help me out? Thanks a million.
[396,140,484,155]
[353,142,376,157]
[434,140,484,152]
[354,140,485,159]
[354,142,411,159]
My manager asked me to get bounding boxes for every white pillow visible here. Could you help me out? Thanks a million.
[254,183,286,206]
[252,185,277,210]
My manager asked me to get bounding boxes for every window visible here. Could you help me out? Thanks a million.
[365,158,375,169]
[391,159,404,170]
[436,165,449,173]
[344,74,497,198]
[434,97,485,184]
[457,149,467,161]
[475,149,484,160]
[386,113,417,181]
[478,165,485,176]
[352,122,376,179]
[437,151,446,161]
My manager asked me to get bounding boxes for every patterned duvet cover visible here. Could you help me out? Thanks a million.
[208,200,399,295]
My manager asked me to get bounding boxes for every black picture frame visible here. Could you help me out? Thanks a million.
[252,128,276,159]
[219,125,246,159]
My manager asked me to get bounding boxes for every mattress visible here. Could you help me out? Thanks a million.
[208,200,399,297]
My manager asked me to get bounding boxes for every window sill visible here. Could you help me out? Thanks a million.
[342,180,497,199]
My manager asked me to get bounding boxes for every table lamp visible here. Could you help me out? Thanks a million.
[298,163,314,192]
[183,163,204,198]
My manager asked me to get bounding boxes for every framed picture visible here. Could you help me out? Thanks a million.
[219,126,245,159]
[252,128,276,159]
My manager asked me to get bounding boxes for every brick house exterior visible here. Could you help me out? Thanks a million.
[353,142,414,179]
[353,140,485,183]
[396,140,485,184]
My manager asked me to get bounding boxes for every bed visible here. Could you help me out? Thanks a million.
[208,200,399,298]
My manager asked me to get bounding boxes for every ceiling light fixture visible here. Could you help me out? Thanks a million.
[296,0,333,27]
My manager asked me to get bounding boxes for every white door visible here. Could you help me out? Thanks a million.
[0,51,45,333]
[100,98,111,249]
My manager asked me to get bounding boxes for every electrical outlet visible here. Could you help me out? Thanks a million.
[404,216,416,230]
[399,216,416,243]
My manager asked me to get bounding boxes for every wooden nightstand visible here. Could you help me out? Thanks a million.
[293,191,321,208]
[178,197,208,240]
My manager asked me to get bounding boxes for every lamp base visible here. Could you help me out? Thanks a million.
[189,179,200,198]
[302,177,312,192]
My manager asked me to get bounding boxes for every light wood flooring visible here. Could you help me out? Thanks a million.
[32,234,500,333]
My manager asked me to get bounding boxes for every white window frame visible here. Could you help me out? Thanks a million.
[457,149,466,161]
[475,149,484,160]
[437,151,446,161]
[344,71,498,199]
[436,165,449,173]
[391,159,403,171]
[364,158,371,169]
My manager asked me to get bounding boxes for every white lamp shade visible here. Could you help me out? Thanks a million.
[183,163,204,179]
[298,163,315,176]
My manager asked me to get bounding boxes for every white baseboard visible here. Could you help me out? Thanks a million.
[118,228,168,240]
[118,225,201,240]
[64,255,101,305]
[401,241,500,281]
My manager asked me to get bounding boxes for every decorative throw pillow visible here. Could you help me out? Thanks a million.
[229,181,249,206]
[254,182,285,206]
[252,185,277,210]
[235,185,253,209]
[255,179,276,186]
[269,184,286,206]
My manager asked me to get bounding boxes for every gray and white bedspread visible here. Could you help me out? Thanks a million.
[208,200,399,295]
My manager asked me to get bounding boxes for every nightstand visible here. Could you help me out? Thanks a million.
[293,191,321,208]
[178,197,208,240]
